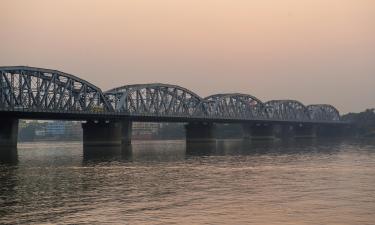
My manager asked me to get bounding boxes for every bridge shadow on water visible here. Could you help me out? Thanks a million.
[186,138,346,156]
[0,146,18,165]
[0,138,373,165]
[82,141,187,163]
[0,138,371,165]
[82,145,133,162]
[78,138,360,163]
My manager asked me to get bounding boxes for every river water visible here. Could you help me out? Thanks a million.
[1,139,375,225]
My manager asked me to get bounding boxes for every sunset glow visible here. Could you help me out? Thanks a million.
[1,0,374,112]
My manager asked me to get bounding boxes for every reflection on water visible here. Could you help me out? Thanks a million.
[0,146,18,165]
[83,145,125,161]
[1,139,375,224]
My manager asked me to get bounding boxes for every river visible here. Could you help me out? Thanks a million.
[1,139,375,224]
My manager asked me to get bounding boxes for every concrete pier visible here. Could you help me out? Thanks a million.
[185,122,216,143]
[82,120,123,147]
[316,124,344,137]
[81,119,134,157]
[121,121,132,146]
[0,118,19,148]
[274,124,294,139]
[294,124,317,138]
[243,123,275,140]
[0,118,18,162]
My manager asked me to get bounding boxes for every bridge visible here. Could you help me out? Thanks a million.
[0,66,347,154]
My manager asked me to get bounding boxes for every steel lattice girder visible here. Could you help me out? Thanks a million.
[0,66,113,113]
[0,66,342,122]
[203,93,267,119]
[105,83,204,116]
[105,83,342,122]
[307,104,340,121]
[264,100,311,121]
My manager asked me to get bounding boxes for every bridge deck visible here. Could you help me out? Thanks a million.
[0,108,348,125]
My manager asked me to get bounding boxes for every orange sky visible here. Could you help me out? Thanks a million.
[1,0,374,113]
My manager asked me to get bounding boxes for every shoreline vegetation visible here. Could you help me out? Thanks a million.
[342,109,375,138]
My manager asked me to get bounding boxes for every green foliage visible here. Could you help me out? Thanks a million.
[342,109,375,137]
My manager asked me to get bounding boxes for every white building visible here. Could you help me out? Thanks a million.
[132,122,161,136]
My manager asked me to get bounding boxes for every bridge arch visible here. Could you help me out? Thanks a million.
[105,83,204,116]
[0,66,113,113]
[307,104,340,121]
[203,93,266,119]
[265,100,310,121]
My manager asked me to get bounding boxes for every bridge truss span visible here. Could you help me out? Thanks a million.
[307,104,341,121]
[0,66,343,123]
[105,83,204,117]
[0,66,113,114]
[203,93,267,119]
[265,100,311,121]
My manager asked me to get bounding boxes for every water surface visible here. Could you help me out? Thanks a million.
[1,139,375,224]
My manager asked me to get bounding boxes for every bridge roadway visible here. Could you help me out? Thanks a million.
[0,66,348,156]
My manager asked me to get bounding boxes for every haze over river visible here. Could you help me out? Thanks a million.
[1,139,375,225]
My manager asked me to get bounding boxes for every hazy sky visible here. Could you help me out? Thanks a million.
[1,0,374,113]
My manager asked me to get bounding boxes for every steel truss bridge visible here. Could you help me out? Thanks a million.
[0,66,343,124]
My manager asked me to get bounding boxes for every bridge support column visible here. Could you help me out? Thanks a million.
[293,124,317,138]
[0,118,18,161]
[274,124,294,139]
[121,121,132,146]
[82,120,122,147]
[316,124,343,138]
[0,118,19,148]
[243,123,275,140]
[185,122,216,143]
[82,120,133,157]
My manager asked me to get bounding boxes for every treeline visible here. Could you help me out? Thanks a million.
[342,109,375,138]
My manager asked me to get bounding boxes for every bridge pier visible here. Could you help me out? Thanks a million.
[185,122,216,143]
[82,120,123,147]
[0,118,18,161]
[0,118,19,148]
[316,124,343,138]
[121,121,132,146]
[82,120,133,156]
[243,123,275,140]
[274,124,294,139]
[293,124,317,138]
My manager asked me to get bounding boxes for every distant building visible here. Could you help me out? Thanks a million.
[46,121,65,136]
[30,121,82,140]
[132,122,161,139]
[64,122,82,138]
[35,129,46,137]
[19,120,28,129]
